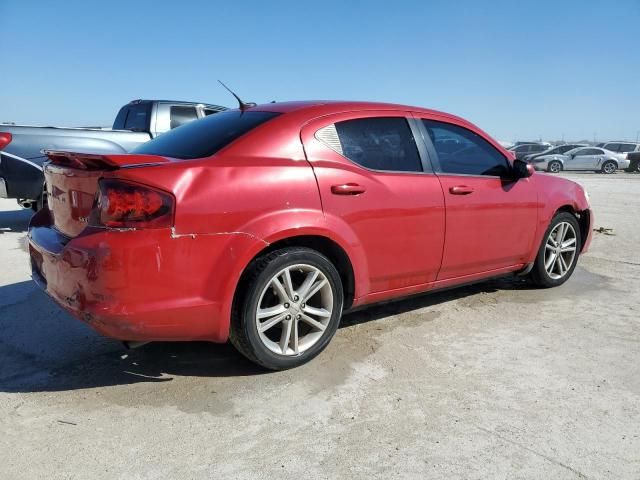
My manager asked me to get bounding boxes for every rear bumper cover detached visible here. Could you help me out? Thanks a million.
[27,208,258,343]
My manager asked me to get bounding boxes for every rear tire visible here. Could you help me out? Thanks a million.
[601,160,617,174]
[530,212,581,288]
[230,247,344,370]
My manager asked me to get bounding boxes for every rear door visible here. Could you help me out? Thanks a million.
[300,112,445,294]
[415,116,538,280]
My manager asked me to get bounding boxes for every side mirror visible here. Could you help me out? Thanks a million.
[512,159,533,179]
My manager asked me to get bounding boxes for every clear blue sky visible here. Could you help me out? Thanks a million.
[1,0,638,142]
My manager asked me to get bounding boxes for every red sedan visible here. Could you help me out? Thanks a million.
[28,101,593,369]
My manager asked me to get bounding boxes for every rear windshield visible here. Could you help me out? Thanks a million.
[113,103,152,132]
[132,110,280,159]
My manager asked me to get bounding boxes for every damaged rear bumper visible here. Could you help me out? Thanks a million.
[27,208,255,343]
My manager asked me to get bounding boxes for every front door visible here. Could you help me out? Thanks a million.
[567,148,602,170]
[416,116,538,280]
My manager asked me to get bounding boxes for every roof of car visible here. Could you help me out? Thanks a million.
[249,100,466,122]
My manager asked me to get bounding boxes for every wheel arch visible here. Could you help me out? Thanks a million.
[233,234,357,311]
[553,205,590,252]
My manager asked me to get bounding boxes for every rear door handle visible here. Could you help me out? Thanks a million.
[331,183,366,195]
[449,185,474,195]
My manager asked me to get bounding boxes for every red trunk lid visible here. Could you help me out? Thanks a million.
[44,151,171,237]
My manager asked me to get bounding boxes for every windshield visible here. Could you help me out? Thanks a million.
[133,110,281,159]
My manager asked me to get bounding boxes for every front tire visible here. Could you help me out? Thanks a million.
[530,212,581,288]
[548,161,562,173]
[230,247,344,370]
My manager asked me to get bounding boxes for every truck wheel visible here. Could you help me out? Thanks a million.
[530,212,581,288]
[230,247,344,370]
[601,161,617,174]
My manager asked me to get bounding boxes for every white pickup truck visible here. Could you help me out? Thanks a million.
[0,99,226,209]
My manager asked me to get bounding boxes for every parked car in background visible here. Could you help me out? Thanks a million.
[523,143,587,163]
[512,141,552,147]
[0,99,226,209]
[28,100,592,370]
[531,146,630,173]
[508,143,551,160]
[599,142,640,154]
[626,151,640,172]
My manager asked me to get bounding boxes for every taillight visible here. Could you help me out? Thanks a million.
[91,179,174,229]
[0,132,12,150]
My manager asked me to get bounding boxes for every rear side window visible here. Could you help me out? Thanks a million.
[170,106,198,129]
[617,144,636,153]
[422,120,509,176]
[316,117,422,172]
[132,110,280,159]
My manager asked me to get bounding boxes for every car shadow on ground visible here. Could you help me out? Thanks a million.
[0,208,32,234]
[0,275,535,394]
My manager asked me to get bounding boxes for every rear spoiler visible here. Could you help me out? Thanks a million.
[44,150,172,170]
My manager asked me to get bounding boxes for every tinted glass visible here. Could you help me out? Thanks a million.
[604,143,621,152]
[576,148,600,156]
[112,106,128,130]
[204,109,221,116]
[558,145,577,153]
[170,106,198,129]
[133,110,280,159]
[617,144,636,153]
[531,144,547,152]
[123,103,151,132]
[422,120,509,176]
[332,117,422,172]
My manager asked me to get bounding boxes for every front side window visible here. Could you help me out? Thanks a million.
[575,148,600,156]
[604,143,621,152]
[422,120,509,176]
[133,110,280,159]
[317,117,422,172]
[170,106,199,129]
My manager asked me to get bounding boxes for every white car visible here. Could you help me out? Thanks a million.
[530,147,630,174]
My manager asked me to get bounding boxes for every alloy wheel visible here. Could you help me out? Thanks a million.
[549,162,561,173]
[603,162,616,174]
[544,222,577,280]
[255,264,333,356]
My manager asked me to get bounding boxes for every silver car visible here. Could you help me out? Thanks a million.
[530,146,630,174]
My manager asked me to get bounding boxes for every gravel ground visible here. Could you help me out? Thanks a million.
[0,172,638,479]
